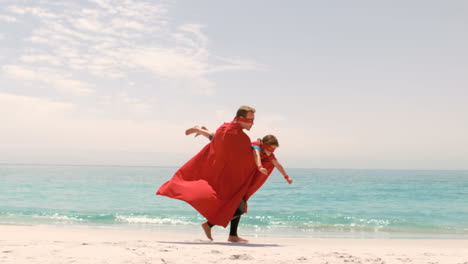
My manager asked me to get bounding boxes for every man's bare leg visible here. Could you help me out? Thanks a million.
[201,222,213,241]
[228,236,248,243]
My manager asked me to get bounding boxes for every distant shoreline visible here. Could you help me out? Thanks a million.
[1,222,467,240]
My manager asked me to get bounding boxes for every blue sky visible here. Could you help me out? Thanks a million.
[1,0,467,169]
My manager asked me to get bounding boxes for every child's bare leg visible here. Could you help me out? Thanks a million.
[186,126,213,139]
[185,126,200,136]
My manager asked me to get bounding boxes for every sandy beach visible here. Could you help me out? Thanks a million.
[1,225,467,264]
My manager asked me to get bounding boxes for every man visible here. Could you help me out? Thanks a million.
[157,106,257,242]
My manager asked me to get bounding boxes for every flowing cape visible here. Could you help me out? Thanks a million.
[244,141,277,201]
[156,121,257,227]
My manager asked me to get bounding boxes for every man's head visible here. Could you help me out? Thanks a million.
[235,105,256,131]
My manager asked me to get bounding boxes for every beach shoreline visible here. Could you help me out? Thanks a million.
[1,224,467,264]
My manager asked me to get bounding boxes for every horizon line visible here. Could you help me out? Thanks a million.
[1,162,467,172]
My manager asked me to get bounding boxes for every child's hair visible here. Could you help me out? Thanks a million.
[236,105,256,118]
[261,135,279,147]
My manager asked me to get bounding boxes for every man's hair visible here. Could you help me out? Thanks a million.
[262,135,279,147]
[236,105,256,118]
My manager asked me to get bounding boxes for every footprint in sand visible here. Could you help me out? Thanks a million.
[332,252,362,263]
[397,257,412,262]
[229,254,253,260]
[365,257,384,264]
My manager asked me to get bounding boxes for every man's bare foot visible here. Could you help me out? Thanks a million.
[185,126,200,136]
[201,222,213,241]
[228,236,248,243]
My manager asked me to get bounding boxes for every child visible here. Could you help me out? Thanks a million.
[185,126,293,184]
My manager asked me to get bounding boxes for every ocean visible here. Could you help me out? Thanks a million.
[1,164,467,239]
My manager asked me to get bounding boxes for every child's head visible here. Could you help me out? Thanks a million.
[261,135,279,154]
[262,135,279,147]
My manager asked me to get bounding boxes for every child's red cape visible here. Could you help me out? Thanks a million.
[156,121,257,227]
[244,141,277,201]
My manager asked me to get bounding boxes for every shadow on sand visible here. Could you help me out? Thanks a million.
[158,240,281,248]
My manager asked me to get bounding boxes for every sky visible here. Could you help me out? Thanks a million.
[1,0,467,169]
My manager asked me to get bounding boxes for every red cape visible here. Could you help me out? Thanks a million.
[156,121,257,227]
[244,141,277,201]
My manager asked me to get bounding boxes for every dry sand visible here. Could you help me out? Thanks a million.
[1,225,467,264]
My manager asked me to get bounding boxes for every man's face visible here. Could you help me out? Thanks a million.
[239,112,255,131]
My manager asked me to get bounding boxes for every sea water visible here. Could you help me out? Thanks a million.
[1,164,467,239]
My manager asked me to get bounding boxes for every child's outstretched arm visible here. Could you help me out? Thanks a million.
[272,159,293,184]
[185,126,214,140]
[253,149,268,175]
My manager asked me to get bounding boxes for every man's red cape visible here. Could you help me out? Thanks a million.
[156,121,257,227]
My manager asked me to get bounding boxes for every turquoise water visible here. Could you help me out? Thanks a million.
[1,164,467,239]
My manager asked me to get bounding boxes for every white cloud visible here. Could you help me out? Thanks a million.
[0,93,76,126]
[0,92,198,163]
[177,24,209,50]
[2,65,93,96]
[129,47,206,78]
[111,18,145,31]
[91,0,113,10]
[74,18,105,33]
[7,6,27,15]
[20,54,62,66]
[0,14,17,22]
[0,0,263,165]
[1,0,260,96]
[208,57,264,73]
[8,6,57,18]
